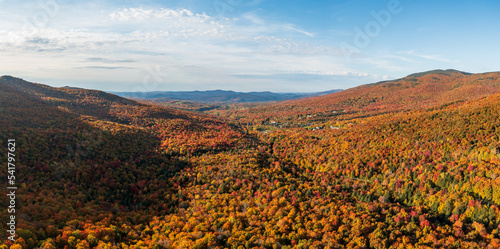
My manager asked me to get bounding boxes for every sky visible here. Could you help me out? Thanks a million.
[0,0,499,92]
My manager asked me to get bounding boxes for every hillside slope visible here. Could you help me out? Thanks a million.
[0,76,249,248]
[112,89,342,103]
[135,81,500,248]
[2,74,500,248]
[214,70,500,125]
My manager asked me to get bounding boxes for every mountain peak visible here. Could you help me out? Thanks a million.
[406,69,471,78]
[0,75,22,81]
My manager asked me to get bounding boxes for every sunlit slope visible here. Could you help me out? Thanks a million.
[0,76,247,247]
[215,70,500,124]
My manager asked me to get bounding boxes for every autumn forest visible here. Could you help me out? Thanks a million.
[2,69,500,248]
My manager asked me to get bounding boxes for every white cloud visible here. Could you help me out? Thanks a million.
[399,50,460,63]
[0,5,363,92]
[238,11,315,37]
[281,24,315,37]
[251,36,344,56]
[109,8,206,22]
[241,11,265,25]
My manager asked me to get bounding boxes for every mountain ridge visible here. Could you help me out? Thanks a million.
[111,89,343,103]
[2,72,500,247]
[406,69,472,78]
[207,69,500,124]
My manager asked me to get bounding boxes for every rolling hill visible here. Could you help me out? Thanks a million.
[2,72,500,248]
[212,70,500,125]
[0,76,251,248]
[111,89,342,103]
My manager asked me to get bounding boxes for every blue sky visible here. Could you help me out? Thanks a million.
[1,0,499,92]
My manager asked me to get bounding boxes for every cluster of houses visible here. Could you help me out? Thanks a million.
[261,110,350,131]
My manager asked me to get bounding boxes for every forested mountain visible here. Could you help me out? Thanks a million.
[2,72,500,248]
[112,89,342,103]
[210,70,500,125]
[0,76,249,248]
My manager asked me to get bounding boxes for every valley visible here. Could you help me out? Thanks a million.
[1,70,500,248]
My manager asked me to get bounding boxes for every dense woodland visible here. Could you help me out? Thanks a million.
[204,70,500,126]
[1,70,500,248]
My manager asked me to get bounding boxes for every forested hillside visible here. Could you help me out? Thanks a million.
[1,73,500,248]
[209,70,500,126]
[0,76,249,248]
[112,90,342,103]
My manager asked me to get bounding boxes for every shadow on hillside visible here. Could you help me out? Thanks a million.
[0,80,191,227]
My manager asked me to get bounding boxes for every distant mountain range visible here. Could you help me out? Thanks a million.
[3,70,500,248]
[208,69,500,123]
[111,89,343,103]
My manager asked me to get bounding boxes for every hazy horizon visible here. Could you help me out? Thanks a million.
[1,0,499,92]
[4,68,493,94]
